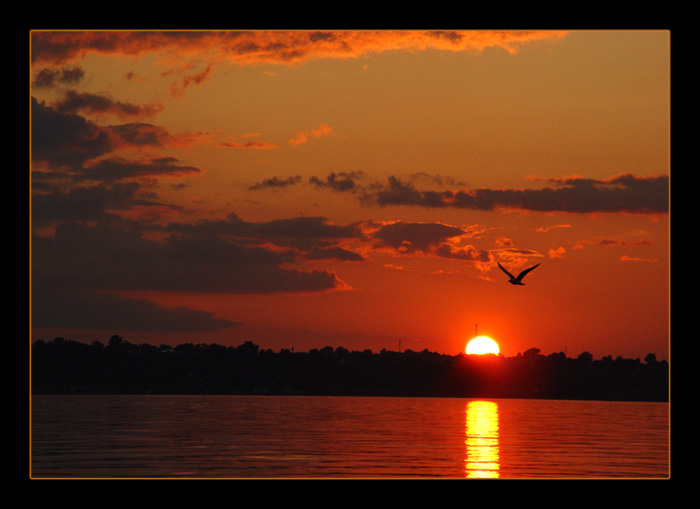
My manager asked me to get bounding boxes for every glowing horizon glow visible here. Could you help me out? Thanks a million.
[466,336,500,356]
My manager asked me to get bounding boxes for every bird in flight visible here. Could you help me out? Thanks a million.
[497,262,540,285]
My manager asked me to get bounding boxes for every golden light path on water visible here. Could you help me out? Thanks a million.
[465,400,500,478]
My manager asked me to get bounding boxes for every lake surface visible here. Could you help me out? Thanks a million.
[31,395,669,478]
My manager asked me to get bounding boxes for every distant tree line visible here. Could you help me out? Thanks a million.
[31,336,669,402]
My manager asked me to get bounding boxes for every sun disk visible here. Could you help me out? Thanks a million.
[466,336,500,355]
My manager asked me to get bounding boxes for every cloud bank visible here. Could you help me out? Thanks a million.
[358,174,669,215]
[31,30,569,66]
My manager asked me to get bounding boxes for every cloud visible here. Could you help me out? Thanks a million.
[495,237,514,247]
[30,31,570,105]
[492,248,544,270]
[304,246,365,262]
[575,237,654,249]
[620,255,658,263]
[32,218,349,297]
[79,156,201,183]
[31,98,209,175]
[309,171,365,192]
[361,173,669,215]
[536,224,572,233]
[548,246,567,258]
[31,97,114,170]
[288,123,332,146]
[369,221,465,252]
[365,221,491,262]
[32,288,240,331]
[167,214,362,252]
[30,101,204,227]
[31,30,569,66]
[32,65,85,88]
[169,62,213,98]
[218,132,277,150]
[31,90,362,304]
[361,176,452,208]
[51,90,164,120]
[107,122,210,149]
[31,181,181,227]
[219,140,277,150]
[410,172,468,188]
[599,238,653,247]
[248,175,302,190]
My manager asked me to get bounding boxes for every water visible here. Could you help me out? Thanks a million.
[30,395,669,478]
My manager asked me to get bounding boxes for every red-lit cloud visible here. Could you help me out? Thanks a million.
[288,123,333,146]
[620,255,658,263]
[30,31,569,101]
[31,30,569,66]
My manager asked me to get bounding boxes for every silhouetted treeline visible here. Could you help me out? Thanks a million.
[31,336,669,402]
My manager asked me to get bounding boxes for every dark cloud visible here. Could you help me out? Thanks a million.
[32,99,206,173]
[31,97,114,170]
[32,65,85,88]
[30,94,355,315]
[361,174,669,214]
[371,221,465,252]
[31,30,169,64]
[410,172,468,188]
[368,221,491,262]
[241,216,360,244]
[597,238,652,247]
[78,156,201,183]
[363,176,455,208]
[31,99,204,191]
[31,182,160,227]
[32,220,347,296]
[248,175,302,190]
[30,54,367,336]
[33,288,240,331]
[30,216,344,337]
[52,90,164,119]
[309,171,365,192]
[250,171,365,193]
[433,244,493,262]
[218,140,277,150]
[105,123,170,146]
[304,246,365,262]
[166,214,364,255]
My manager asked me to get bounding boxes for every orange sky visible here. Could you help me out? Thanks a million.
[30,30,670,360]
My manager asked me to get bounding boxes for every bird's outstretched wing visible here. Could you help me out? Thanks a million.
[517,263,540,279]
[497,263,515,279]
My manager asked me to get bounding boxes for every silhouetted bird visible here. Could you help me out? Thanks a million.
[497,262,540,285]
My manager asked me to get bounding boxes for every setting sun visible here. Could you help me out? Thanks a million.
[466,336,500,356]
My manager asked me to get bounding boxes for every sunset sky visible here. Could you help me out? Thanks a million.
[30,30,670,360]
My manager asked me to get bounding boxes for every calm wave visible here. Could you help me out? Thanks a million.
[31,395,669,478]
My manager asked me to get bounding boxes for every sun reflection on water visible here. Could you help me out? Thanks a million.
[465,400,500,478]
